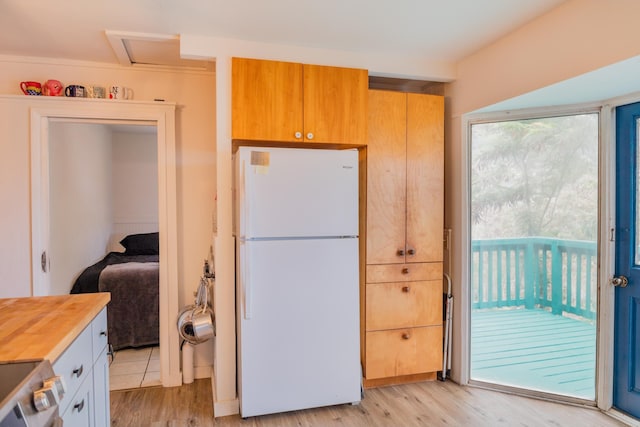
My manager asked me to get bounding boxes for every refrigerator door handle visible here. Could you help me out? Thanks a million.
[239,159,251,239]
[241,241,253,319]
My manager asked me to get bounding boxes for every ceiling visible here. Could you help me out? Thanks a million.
[0,0,566,70]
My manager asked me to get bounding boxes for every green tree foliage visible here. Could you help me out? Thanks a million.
[471,114,598,241]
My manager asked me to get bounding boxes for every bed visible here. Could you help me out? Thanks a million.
[70,232,160,351]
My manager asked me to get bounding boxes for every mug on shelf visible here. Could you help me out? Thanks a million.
[65,85,86,97]
[108,85,133,100]
[43,80,64,96]
[86,85,106,99]
[20,81,42,95]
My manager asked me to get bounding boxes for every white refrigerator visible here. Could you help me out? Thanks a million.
[233,146,361,418]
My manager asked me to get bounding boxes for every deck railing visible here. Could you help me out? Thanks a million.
[471,237,597,320]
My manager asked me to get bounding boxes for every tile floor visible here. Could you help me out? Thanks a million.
[109,346,161,391]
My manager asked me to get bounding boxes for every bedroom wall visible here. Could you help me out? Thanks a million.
[49,122,113,296]
[0,56,216,369]
[111,129,159,228]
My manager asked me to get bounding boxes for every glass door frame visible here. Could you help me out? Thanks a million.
[459,102,615,409]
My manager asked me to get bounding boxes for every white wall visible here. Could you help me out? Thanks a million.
[444,0,640,384]
[112,129,158,225]
[0,56,216,370]
[49,122,113,295]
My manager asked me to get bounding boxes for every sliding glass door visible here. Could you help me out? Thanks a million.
[469,113,599,400]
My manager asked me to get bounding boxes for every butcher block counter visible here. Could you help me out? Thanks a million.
[0,293,110,362]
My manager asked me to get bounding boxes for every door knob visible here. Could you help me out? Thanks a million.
[611,275,629,287]
[294,131,302,139]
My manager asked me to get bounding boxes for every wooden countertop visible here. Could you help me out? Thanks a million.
[0,293,110,363]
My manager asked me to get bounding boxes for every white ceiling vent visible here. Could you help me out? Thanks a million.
[105,31,214,71]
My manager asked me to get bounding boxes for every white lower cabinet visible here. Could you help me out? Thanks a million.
[54,307,110,427]
[61,373,93,427]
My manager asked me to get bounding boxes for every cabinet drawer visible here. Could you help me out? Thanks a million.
[366,263,442,283]
[365,326,442,379]
[61,371,93,427]
[53,323,93,414]
[91,307,108,356]
[366,280,442,331]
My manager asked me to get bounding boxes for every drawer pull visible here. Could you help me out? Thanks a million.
[401,332,411,340]
[100,330,107,337]
[402,286,411,293]
[74,399,85,413]
[397,249,405,256]
[401,267,409,274]
[407,248,415,255]
[72,365,84,378]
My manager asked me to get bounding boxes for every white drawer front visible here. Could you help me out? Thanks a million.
[91,307,108,356]
[53,323,93,414]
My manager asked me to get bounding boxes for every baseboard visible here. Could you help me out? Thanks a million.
[194,365,212,379]
[363,371,437,388]
[210,365,240,418]
[214,398,239,417]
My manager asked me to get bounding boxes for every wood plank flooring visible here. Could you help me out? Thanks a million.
[109,378,626,426]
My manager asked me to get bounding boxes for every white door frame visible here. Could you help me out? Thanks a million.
[29,97,182,387]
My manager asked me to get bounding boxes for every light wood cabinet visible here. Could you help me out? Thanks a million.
[364,89,444,386]
[232,57,368,145]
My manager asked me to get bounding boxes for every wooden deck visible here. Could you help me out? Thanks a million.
[471,308,596,400]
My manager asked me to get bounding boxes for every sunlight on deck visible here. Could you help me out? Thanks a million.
[471,309,596,400]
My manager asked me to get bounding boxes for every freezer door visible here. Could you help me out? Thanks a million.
[236,238,361,417]
[235,146,358,238]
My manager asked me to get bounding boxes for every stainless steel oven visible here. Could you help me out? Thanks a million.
[0,360,64,427]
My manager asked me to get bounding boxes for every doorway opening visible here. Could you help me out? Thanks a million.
[48,121,162,390]
[468,112,599,401]
[29,101,181,388]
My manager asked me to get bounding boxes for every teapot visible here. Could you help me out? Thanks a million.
[42,80,64,96]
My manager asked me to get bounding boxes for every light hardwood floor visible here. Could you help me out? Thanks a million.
[109,379,628,427]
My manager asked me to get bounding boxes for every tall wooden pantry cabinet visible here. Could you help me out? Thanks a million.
[363,89,444,387]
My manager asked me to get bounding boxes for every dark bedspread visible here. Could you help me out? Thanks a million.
[70,252,159,294]
[99,262,159,350]
[70,252,160,350]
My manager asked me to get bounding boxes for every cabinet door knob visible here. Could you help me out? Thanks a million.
[402,286,410,293]
[401,332,411,340]
[294,131,302,139]
[306,132,314,140]
[401,267,409,274]
[407,248,416,256]
[397,249,405,256]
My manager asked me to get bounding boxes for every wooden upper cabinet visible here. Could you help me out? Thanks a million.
[232,57,367,145]
[366,90,444,265]
[303,64,368,145]
[232,58,303,142]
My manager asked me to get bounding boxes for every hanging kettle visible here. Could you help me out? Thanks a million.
[177,277,215,344]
